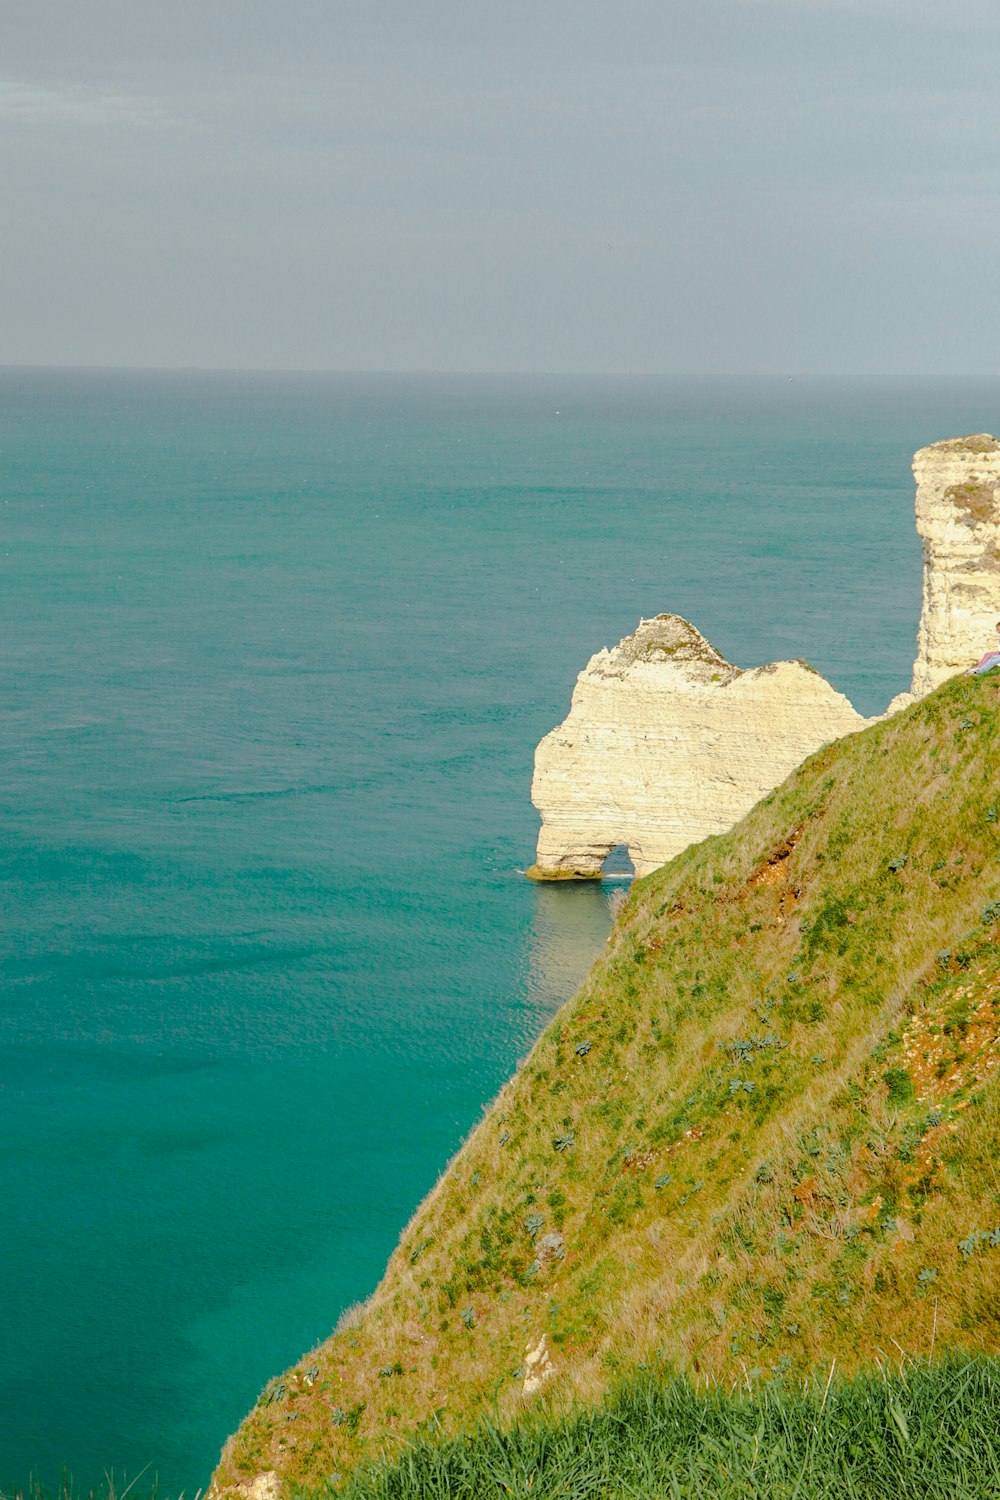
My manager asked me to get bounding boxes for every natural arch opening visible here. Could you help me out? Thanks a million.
[601,844,635,880]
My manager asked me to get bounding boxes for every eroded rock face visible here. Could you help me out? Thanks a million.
[528,615,867,880]
[910,435,1000,696]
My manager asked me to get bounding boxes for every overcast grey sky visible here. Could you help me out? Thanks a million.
[1,1,998,372]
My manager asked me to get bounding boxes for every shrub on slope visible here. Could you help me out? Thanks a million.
[214,672,1000,1493]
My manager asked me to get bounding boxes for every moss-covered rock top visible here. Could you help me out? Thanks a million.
[613,614,735,672]
[926,434,999,455]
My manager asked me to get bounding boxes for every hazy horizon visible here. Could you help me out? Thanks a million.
[6,367,1000,381]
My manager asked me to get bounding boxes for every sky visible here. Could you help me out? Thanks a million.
[1,0,998,373]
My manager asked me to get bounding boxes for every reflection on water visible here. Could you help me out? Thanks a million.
[522,880,621,1018]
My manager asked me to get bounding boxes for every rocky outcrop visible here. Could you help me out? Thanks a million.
[910,435,1000,696]
[529,436,1000,882]
[522,1335,555,1395]
[527,615,868,880]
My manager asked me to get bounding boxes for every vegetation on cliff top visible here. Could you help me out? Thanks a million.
[215,670,1000,1493]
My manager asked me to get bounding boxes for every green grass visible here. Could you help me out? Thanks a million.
[335,1356,1000,1499]
[0,1477,167,1500]
[213,671,1000,1493]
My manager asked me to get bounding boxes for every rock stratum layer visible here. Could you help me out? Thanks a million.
[910,434,1000,696]
[527,615,868,880]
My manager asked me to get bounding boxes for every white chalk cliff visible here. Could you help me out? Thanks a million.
[529,435,1000,881]
[527,615,868,880]
[910,435,1000,697]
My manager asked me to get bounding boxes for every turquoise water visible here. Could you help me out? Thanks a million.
[1,373,997,1493]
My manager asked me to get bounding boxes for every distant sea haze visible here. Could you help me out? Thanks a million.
[1,371,996,1493]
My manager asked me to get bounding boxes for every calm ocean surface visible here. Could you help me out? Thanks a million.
[2,372,998,1492]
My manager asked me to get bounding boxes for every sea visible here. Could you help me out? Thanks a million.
[2,372,998,1494]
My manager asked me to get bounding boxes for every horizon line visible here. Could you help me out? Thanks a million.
[2,363,1000,381]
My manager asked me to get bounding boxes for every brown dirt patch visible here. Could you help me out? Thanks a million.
[902,972,1000,1106]
[748,829,802,890]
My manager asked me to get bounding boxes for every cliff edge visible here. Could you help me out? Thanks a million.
[211,671,1000,1496]
[910,434,1000,696]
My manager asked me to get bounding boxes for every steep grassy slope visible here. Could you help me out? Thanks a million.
[213,672,1000,1493]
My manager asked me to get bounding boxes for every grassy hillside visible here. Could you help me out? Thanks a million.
[212,671,1000,1494]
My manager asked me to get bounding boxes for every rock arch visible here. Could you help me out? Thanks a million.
[602,844,635,879]
[526,614,868,882]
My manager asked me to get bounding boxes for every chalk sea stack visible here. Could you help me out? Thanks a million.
[526,615,867,880]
